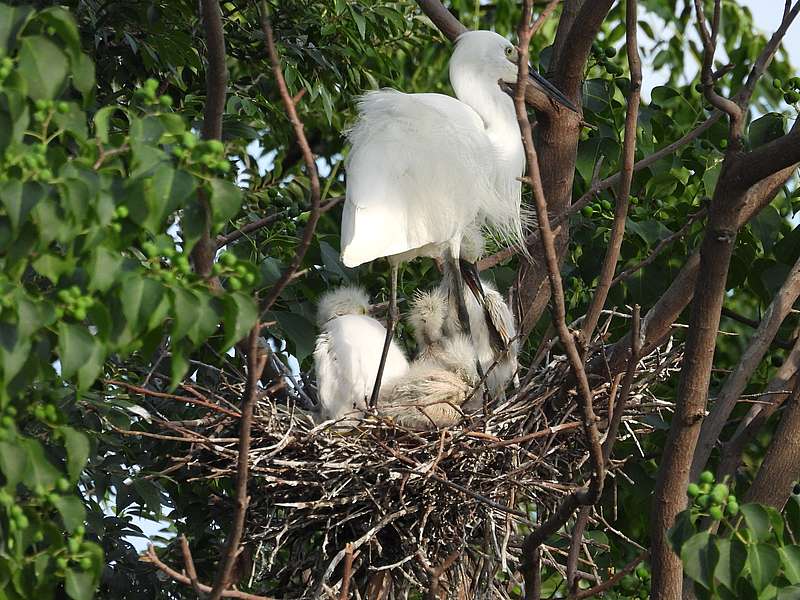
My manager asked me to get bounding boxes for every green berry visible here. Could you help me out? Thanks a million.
[601,199,612,211]
[181,132,197,148]
[56,478,70,493]
[46,493,59,505]
[229,278,242,291]
[159,94,173,107]
[207,139,224,154]
[217,160,231,173]
[56,101,69,114]
[604,46,617,58]
[75,525,85,537]
[785,91,800,104]
[39,169,52,180]
[719,139,728,149]
[773,78,783,89]
[33,485,45,497]
[697,494,711,508]
[111,223,122,233]
[67,538,80,554]
[581,206,594,217]
[709,506,724,520]
[211,263,223,275]
[115,205,129,218]
[78,557,92,571]
[0,491,12,506]
[727,501,739,516]
[33,406,46,421]
[699,471,714,484]
[687,484,701,499]
[34,99,47,111]
[1,415,13,428]
[46,26,56,36]
[0,58,12,69]
[243,272,256,285]
[635,563,648,579]
[6,406,16,417]
[620,574,637,592]
[9,505,22,518]
[221,253,237,267]
[144,78,158,91]
[15,514,28,529]
[711,483,729,504]
[44,404,58,422]
[33,530,43,542]
[72,307,86,321]
[172,147,186,159]
[56,557,68,570]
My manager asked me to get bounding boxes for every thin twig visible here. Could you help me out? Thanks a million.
[207,326,268,600]
[338,543,355,600]
[573,551,649,599]
[143,544,272,600]
[180,534,205,597]
[258,5,323,316]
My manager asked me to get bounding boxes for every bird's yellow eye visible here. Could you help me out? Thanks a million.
[505,46,514,57]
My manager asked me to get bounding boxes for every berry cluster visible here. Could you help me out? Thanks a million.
[33,98,69,123]
[619,562,651,599]
[591,42,622,76]
[687,471,739,520]
[19,142,52,180]
[56,285,95,321]
[141,241,192,285]
[773,78,800,104]
[134,78,173,108]
[0,55,13,83]
[109,205,128,234]
[215,252,257,290]
[0,405,17,442]
[172,132,231,175]
[31,402,60,426]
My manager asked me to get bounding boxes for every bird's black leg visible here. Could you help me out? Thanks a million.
[444,249,488,388]
[369,262,398,408]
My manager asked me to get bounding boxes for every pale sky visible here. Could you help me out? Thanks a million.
[741,0,800,66]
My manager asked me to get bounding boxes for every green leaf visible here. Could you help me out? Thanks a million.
[170,340,190,390]
[71,53,95,98]
[120,276,165,335]
[0,441,27,487]
[17,36,69,100]
[681,532,719,590]
[21,438,60,489]
[781,546,800,584]
[0,180,45,231]
[208,178,243,229]
[65,569,94,600]
[741,503,772,542]
[37,8,81,57]
[186,295,222,346]
[93,106,126,143]
[715,538,746,591]
[0,323,31,383]
[170,288,200,343]
[58,426,90,481]
[749,113,785,149]
[0,5,34,54]
[272,311,315,363]
[128,166,195,234]
[52,495,85,532]
[787,496,800,538]
[87,246,123,292]
[222,292,258,351]
[748,543,780,592]
[57,323,97,380]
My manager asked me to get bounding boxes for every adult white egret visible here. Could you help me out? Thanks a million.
[341,30,576,407]
[313,286,409,422]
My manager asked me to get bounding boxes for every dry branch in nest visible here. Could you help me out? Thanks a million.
[136,316,682,599]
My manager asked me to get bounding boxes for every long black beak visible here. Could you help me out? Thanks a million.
[528,65,579,113]
[459,259,507,355]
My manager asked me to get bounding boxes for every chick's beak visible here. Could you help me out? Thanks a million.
[528,65,579,113]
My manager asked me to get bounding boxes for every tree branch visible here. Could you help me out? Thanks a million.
[415,0,466,42]
[573,551,650,600]
[514,4,604,595]
[207,327,267,600]
[258,5,323,316]
[580,0,642,342]
[143,543,271,600]
[744,381,800,509]
[737,126,800,189]
[691,254,800,480]
[192,0,229,282]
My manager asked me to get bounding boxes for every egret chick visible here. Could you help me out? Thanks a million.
[314,286,409,422]
[341,30,577,408]
[379,335,479,431]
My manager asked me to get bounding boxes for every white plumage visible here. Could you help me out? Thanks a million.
[314,286,409,422]
[341,31,526,269]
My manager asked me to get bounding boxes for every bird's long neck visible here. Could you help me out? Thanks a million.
[450,67,524,176]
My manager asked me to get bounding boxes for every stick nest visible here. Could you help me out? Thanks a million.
[164,337,682,597]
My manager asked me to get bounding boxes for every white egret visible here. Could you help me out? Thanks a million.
[313,286,409,422]
[341,30,576,407]
[378,335,479,431]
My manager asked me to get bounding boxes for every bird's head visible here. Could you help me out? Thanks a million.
[316,285,370,326]
[438,334,480,384]
[451,30,578,113]
[407,288,449,347]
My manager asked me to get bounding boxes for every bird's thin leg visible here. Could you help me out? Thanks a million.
[369,262,399,408]
[445,250,490,414]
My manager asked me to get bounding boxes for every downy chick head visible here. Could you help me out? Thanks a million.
[436,334,479,385]
[407,288,449,348]
[316,285,370,327]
